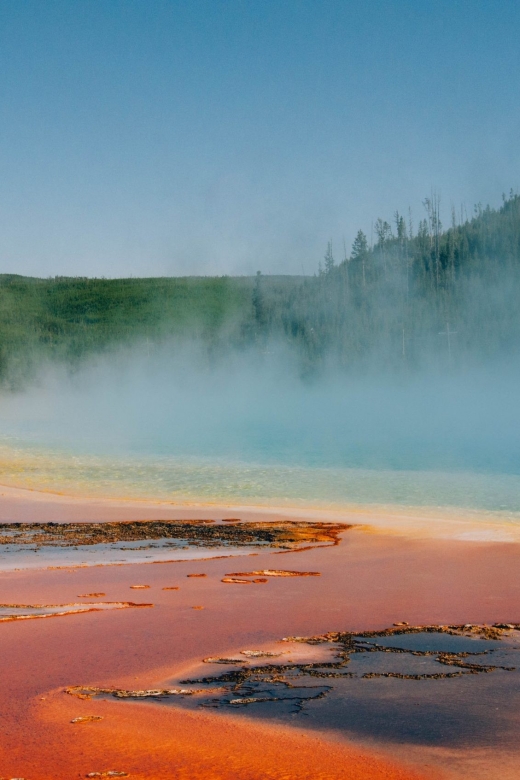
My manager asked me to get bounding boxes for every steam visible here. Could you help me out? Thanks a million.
[1,342,519,476]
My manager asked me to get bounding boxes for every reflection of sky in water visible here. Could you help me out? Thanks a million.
[0,538,262,572]
[122,631,520,751]
[0,603,133,618]
[362,632,504,653]
[217,663,520,749]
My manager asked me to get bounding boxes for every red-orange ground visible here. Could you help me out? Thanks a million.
[1,522,519,779]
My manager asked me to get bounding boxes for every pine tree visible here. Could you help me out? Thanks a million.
[351,230,368,286]
[324,241,335,274]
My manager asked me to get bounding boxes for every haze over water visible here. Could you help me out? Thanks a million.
[1,350,519,515]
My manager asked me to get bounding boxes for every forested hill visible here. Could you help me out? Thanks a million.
[262,190,520,373]
[0,191,519,386]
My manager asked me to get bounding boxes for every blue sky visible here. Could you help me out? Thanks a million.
[0,0,519,277]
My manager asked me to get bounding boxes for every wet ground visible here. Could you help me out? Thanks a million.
[70,624,520,752]
[1,521,520,779]
[0,600,151,621]
[0,518,346,570]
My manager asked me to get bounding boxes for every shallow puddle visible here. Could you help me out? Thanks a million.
[0,540,266,571]
[68,623,520,753]
[0,601,151,621]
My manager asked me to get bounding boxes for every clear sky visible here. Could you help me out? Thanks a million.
[0,0,519,277]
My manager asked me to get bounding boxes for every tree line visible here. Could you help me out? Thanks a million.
[250,190,520,373]
[0,190,518,387]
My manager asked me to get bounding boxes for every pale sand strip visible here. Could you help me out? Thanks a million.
[1,482,519,542]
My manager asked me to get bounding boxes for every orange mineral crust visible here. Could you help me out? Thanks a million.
[24,693,429,780]
[0,527,519,778]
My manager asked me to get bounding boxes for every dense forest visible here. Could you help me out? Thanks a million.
[0,191,519,386]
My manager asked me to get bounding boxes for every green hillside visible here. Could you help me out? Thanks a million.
[1,191,519,386]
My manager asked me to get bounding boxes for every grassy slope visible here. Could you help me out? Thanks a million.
[0,274,302,385]
[0,275,248,382]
